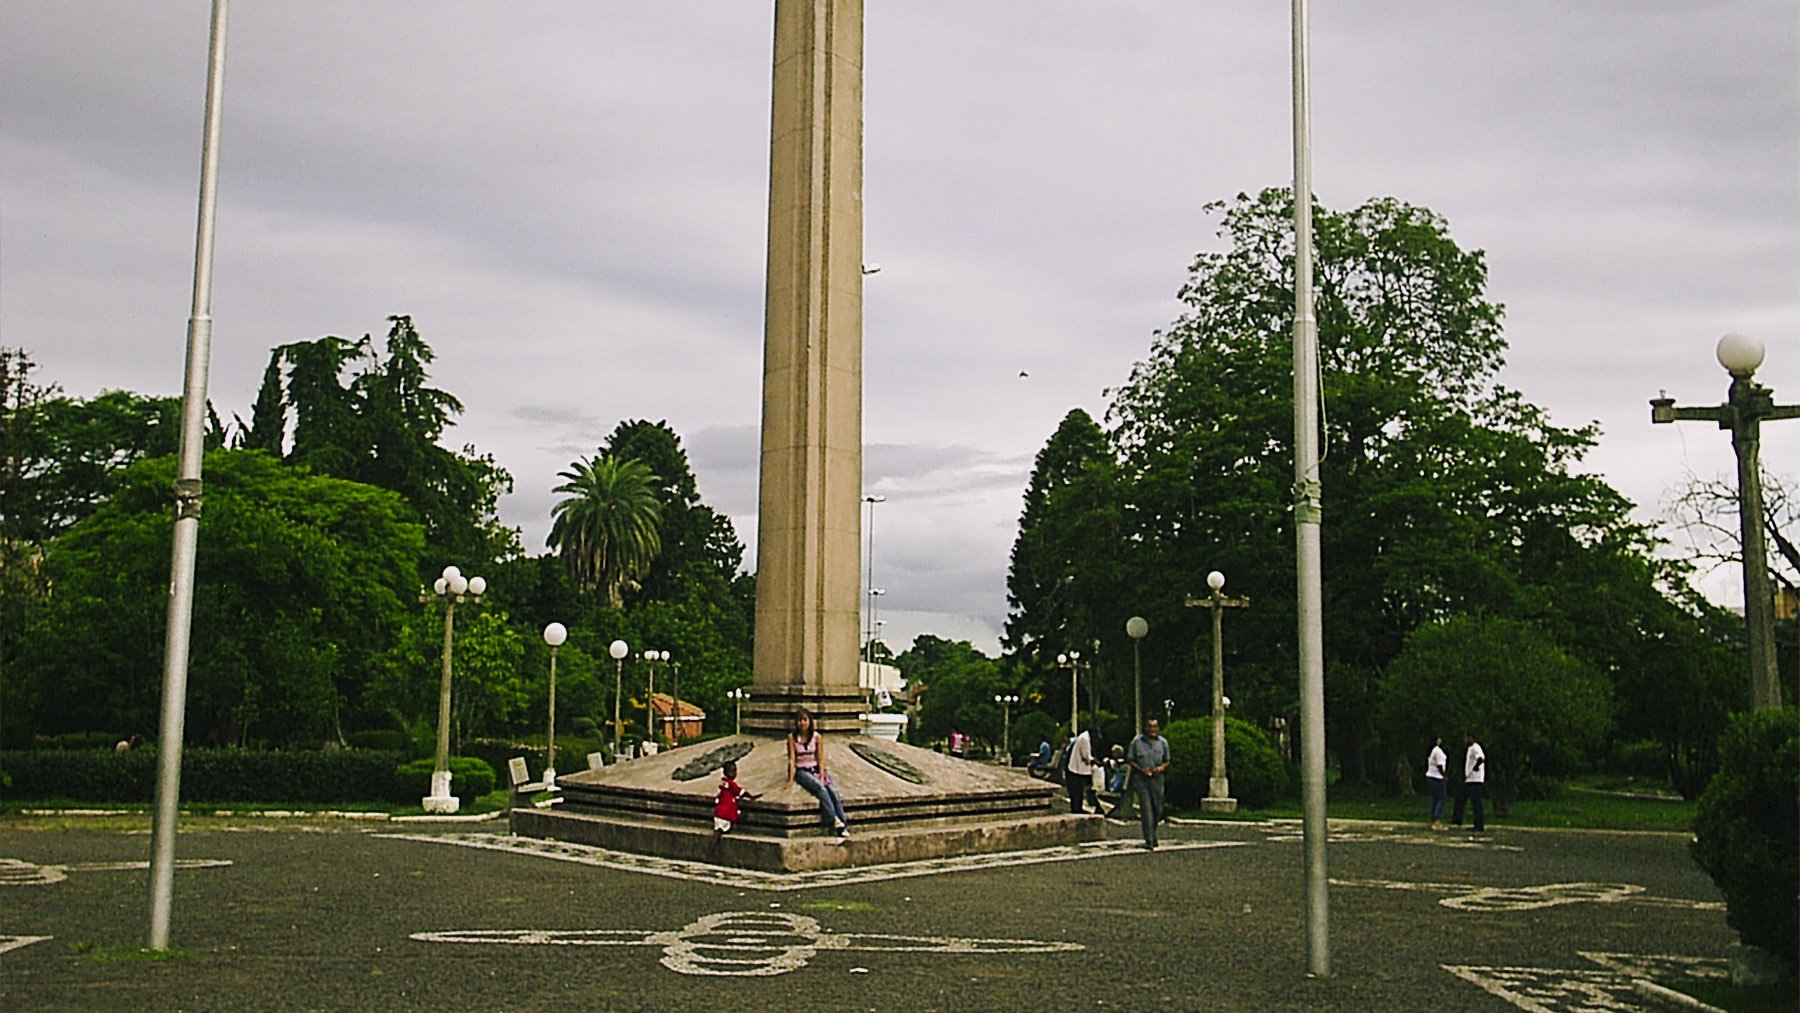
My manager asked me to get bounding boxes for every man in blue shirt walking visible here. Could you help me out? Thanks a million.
[1127,718,1171,849]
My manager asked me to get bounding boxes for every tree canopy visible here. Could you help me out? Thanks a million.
[1002,189,1742,787]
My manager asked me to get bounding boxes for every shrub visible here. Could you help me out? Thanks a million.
[1691,708,1798,974]
[1010,711,1061,765]
[345,730,411,753]
[394,756,496,806]
[1162,716,1293,809]
[0,748,408,803]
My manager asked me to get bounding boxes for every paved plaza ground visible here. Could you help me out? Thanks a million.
[0,813,1735,1011]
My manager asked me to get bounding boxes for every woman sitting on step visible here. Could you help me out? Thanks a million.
[786,707,850,840]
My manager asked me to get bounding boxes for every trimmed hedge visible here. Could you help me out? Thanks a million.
[1691,708,1798,974]
[0,748,410,804]
[1162,716,1294,810]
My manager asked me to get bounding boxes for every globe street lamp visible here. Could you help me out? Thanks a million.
[727,687,750,736]
[1651,334,1799,709]
[866,588,887,664]
[640,650,669,745]
[608,639,629,757]
[422,565,484,813]
[542,623,567,784]
[1125,616,1149,734]
[1056,651,1082,734]
[1187,570,1248,814]
[994,694,1020,762]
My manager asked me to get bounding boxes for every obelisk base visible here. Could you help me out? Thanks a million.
[742,687,869,735]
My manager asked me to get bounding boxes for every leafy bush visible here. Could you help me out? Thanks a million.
[346,730,411,753]
[395,756,496,806]
[28,732,125,750]
[1010,711,1061,764]
[0,748,408,803]
[1691,708,1798,974]
[1162,716,1293,809]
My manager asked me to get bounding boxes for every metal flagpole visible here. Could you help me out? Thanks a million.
[1291,0,1331,977]
[148,0,230,951]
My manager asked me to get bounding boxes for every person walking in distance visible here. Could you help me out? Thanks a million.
[1128,718,1171,849]
[786,707,850,840]
[1452,731,1486,832]
[1426,735,1449,831]
[1065,724,1096,814]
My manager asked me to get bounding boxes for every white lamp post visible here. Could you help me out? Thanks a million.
[994,694,1020,762]
[1191,570,1248,815]
[608,639,629,756]
[542,623,567,784]
[728,687,750,735]
[1652,334,1798,709]
[1126,616,1149,734]
[1057,651,1082,733]
[640,650,667,744]
[423,565,484,813]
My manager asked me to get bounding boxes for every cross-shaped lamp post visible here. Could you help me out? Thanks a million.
[728,687,750,736]
[1651,333,1798,709]
[1056,651,1082,734]
[1187,570,1248,814]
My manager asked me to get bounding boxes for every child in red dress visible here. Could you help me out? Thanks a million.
[709,760,758,857]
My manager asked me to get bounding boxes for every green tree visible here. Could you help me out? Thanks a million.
[17,450,424,746]
[548,454,663,610]
[1007,189,1709,786]
[897,636,1009,747]
[239,349,286,455]
[1376,615,1611,811]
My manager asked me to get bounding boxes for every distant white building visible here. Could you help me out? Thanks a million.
[858,661,905,707]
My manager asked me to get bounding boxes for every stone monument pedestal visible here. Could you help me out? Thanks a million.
[513,735,1104,872]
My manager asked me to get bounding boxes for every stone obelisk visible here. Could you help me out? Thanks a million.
[745,0,867,734]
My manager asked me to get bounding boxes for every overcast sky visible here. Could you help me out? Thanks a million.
[4,2,1796,655]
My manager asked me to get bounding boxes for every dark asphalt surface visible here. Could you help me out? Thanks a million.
[0,813,1733,1012]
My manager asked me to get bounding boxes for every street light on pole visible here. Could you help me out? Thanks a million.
[867,588,886,663]
[670,661,682,744]
[728,687,750,736]
[640,650,665,745]
[608,639,629,757]
[423,566,484,813]
[1057,651,1082,733]
[994,694,1020,762]
[1187,571,1248,815]
[542,623,567,784]
[1125,616,1149,734]
[1651,334,1798,709]
[863,494,886,663]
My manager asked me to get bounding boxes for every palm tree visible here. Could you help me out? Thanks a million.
[548,455,663,609]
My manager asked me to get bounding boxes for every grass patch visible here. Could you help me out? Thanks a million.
[1670,978,1797,1013]
[70,940,192,963]
[1171,775,1697,832]
[799,899,875,913]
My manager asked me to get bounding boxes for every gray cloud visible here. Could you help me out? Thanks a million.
[4,0,1795,655]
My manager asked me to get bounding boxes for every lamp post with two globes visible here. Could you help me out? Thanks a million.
[1187,570,1248,814]
[1652,334,1799,709]
[728,687,750,735]
[423,565,484,813]
[994,693,1020,761]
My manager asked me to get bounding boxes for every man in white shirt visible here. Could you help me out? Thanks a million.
[1426,736,1449,831]
[1065,726,1095,814]
[1452,732,1486,832]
